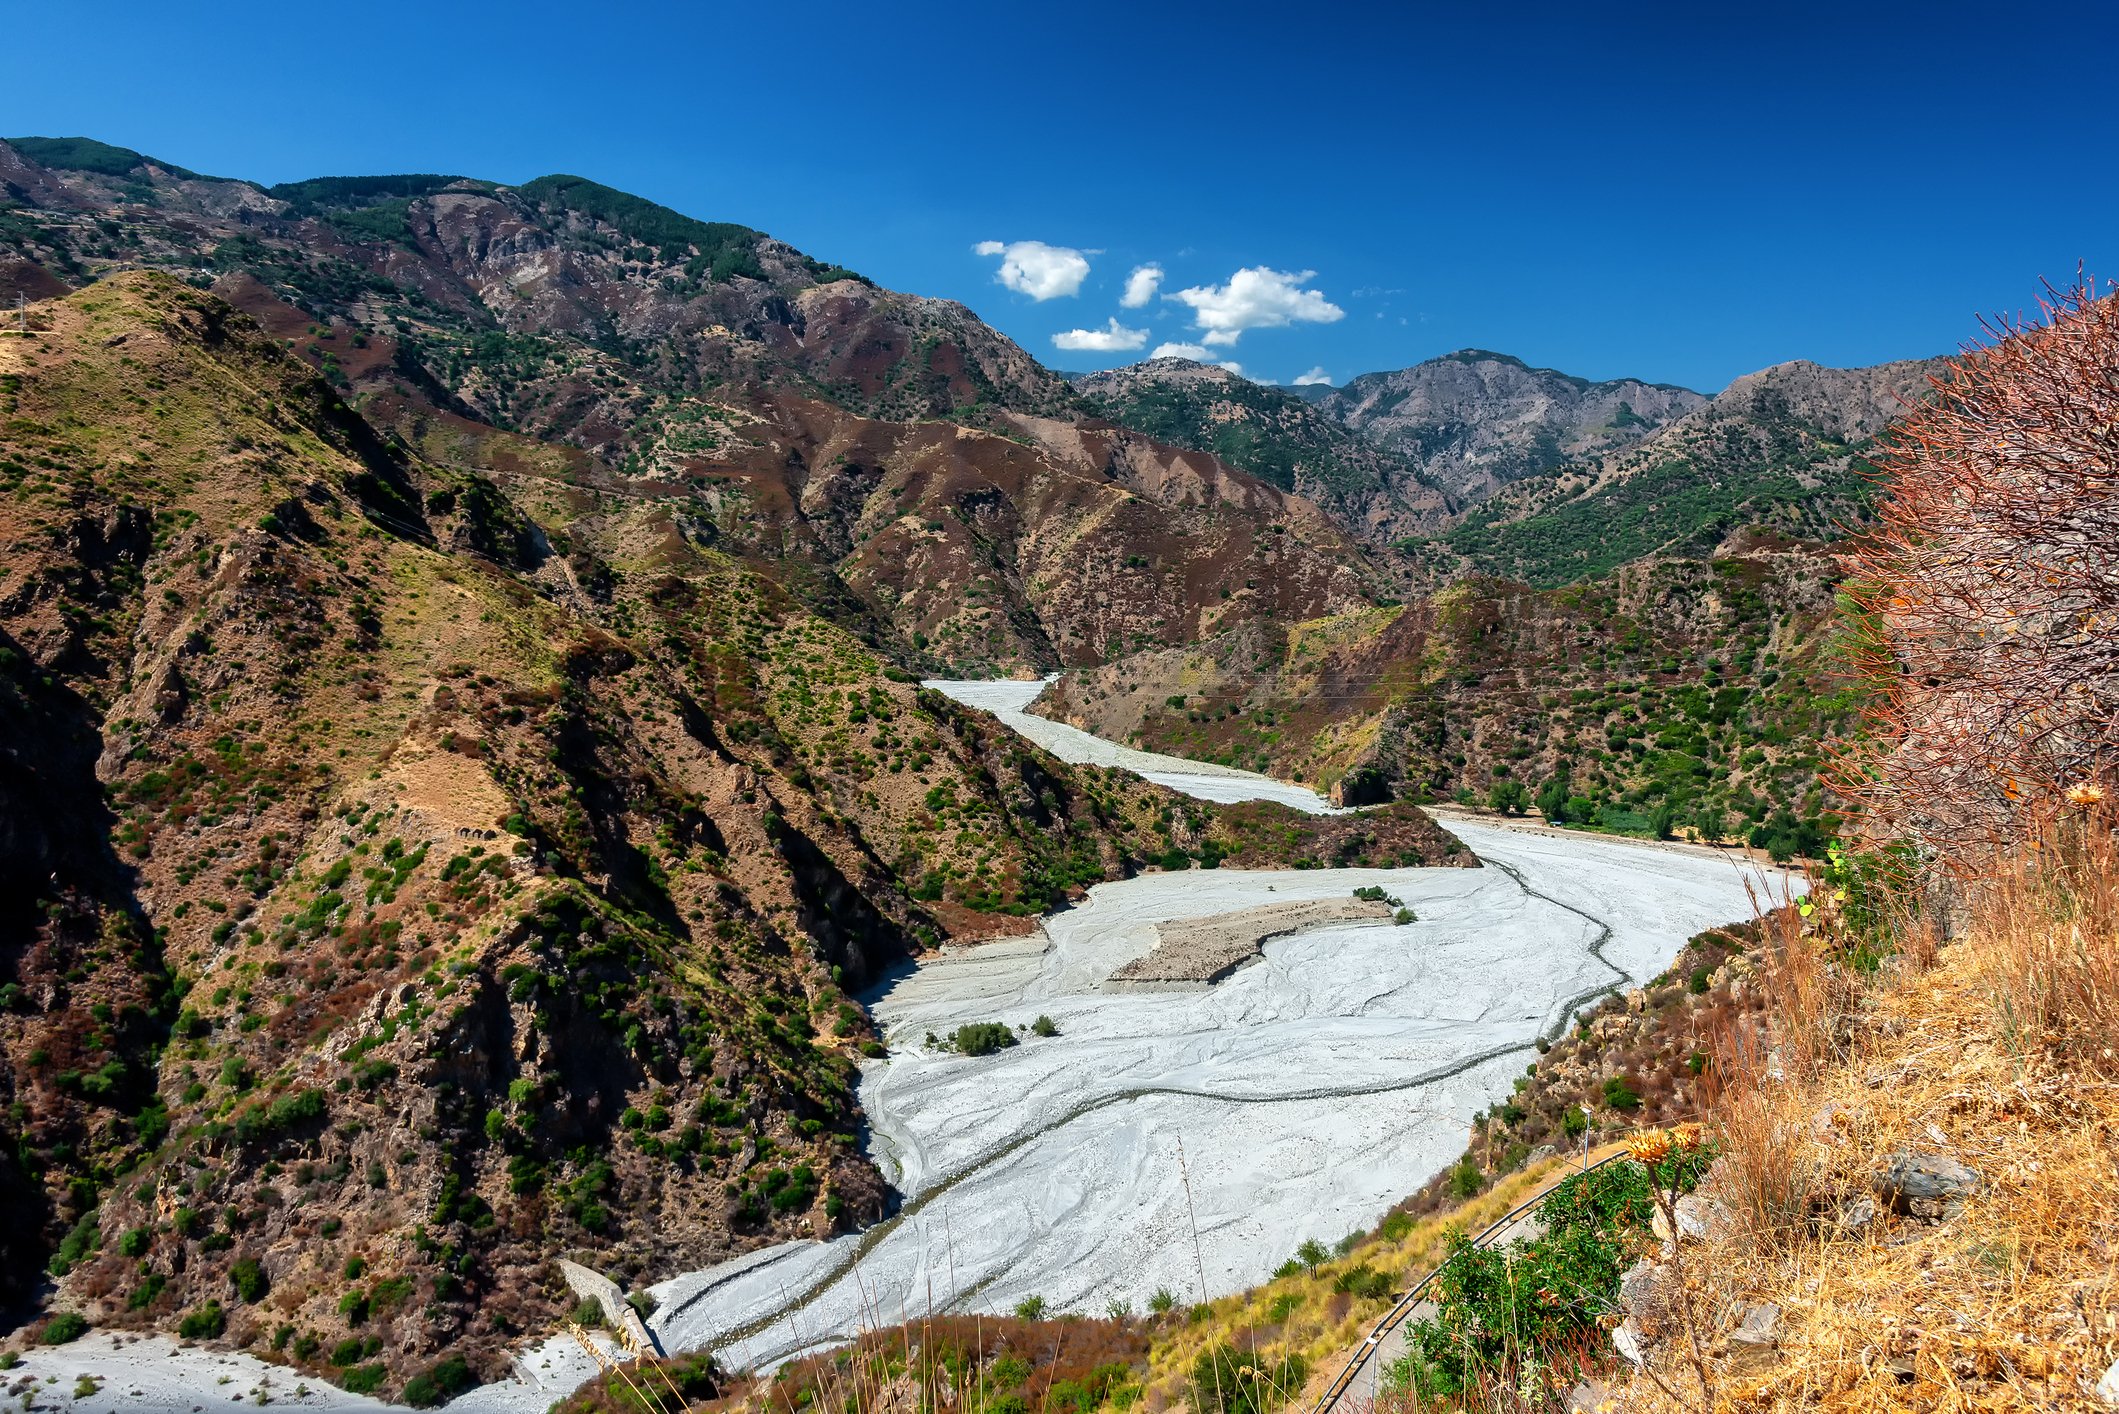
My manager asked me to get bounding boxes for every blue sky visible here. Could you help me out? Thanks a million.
[8,0,2114,391]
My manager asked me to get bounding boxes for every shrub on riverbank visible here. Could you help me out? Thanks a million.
[952,1022,1018,1056]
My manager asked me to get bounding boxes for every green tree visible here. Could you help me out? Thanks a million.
[1692,803,1726,845]
[1535,774,1571,824]
[1488,779,1529,815]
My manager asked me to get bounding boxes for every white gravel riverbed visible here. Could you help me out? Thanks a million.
[13,682,1791,1409]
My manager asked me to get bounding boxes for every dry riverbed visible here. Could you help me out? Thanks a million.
[11,682,1793,1410]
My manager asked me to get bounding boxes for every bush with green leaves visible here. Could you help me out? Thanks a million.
[230,1257,267,1302]
[952,1021,1017,1057]
[1384,1153,1709,1401]
[401,1354,474,1407]
[177,1300,226,1339]
[40,1311,89,1344]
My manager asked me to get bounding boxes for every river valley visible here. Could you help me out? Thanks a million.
[15,682,1792,1412]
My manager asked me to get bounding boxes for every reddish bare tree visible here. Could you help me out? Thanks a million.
[1834,276,2119,870]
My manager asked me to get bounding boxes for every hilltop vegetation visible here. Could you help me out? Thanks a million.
[1044,550,1854,857]
[1074,358,1452,541]
[1400,358,1939,588]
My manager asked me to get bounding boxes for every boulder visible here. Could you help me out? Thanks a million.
[1651,1193,1730,1247]
[2094,1355,2119,1408]
[1726,1301,1783,1370]
[1830,1193,1878,1238]
[1874,1150,1983,1219]
[1567,1377,1616,1411]
[1618,1256,1673,1339]
[1612,1318,1647,1368]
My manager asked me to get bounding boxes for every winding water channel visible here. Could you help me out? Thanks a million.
[628,682,1788,1376]
[21,681,1793,1412]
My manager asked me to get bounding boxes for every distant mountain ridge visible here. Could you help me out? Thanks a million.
[1315,349,1709,502]
[1070,350,1707,543]
[1074,357,1452,542]
[1412,355,1943,586]
[0,137,1385,674]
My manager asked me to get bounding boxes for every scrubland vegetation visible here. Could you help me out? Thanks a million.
[554,281,2119,1414]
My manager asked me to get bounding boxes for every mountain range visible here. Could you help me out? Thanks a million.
[0,133,1944,1400]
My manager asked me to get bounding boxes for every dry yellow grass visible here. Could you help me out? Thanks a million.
[1620,820,2119,1412]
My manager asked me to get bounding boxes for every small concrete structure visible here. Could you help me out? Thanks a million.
[1107,896,1394,987]
[558,1258,660,1355]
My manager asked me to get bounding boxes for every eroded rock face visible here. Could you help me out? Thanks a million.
[1317,352,1708,504]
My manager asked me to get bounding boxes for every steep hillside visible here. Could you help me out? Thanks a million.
[1041,549,1853,856]
[0,274,1447,1398]
[1317,351,1706,503]
[0,138,1383,674]
[1074,358,1452,541]
[1410,357,1941,587]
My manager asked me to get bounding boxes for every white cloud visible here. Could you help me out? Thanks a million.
[1166,267,1344,345]
[1217,362,1246,378]
[1051,319,1149,353]
[1120,264,1164,308]
[1292,366,1333,386]
[973,239,1089,300]
[1151,342,1214,361]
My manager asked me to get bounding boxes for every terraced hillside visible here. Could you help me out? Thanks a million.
[0,273,1452,1399]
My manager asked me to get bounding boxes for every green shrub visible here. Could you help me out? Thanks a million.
[401,1354,474,1407]
[1446,1156,1485,1199]
[952,1022,1017,1057]
[231,1257,267,1302]
[339,1364,386,1394]
[40,1312,89,1344]
[1013,1294,1046,1320]
[1331,1264,1394,1300]
[178,1301,226,1339]
[1030,1015,1058,1038]
[1601,1075,1642,1111]
[1385,1157,1703,1400]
